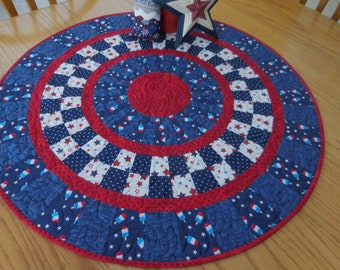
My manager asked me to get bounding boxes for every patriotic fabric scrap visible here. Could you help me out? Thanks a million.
[131,0,162,40]
[0,13,323,268]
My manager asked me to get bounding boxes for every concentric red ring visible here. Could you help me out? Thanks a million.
[28,30,284,212]
[82,49,233,157]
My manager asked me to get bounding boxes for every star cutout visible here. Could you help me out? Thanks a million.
[187,0,210,20]
[154,0,218,48]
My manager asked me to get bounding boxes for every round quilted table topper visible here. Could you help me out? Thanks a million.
[0,13,324,268]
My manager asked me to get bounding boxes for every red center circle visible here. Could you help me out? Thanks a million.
[128,72,191,117]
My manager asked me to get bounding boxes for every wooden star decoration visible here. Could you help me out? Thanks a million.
[154,0,219,48]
